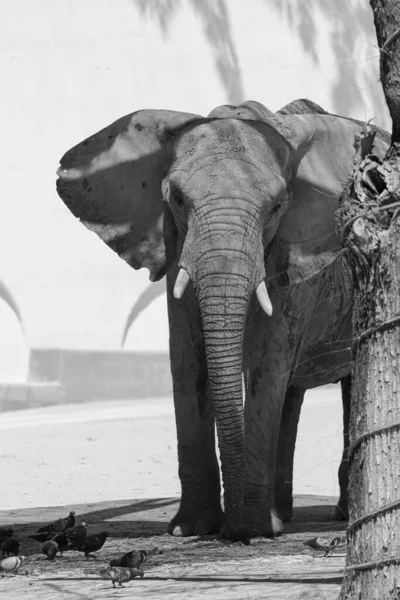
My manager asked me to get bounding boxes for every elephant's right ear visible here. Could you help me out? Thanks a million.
[56,109,201,281]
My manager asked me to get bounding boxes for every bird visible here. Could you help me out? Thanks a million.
[28,532,54,544]
[0,538,19,557]
[36,511,76,535]
[99,566,144,587]
[110,547,158,569]
[0,529,13,539]
[303,536,346,556]
[51,533,70,556]
[41,540,59,561]
[65,521,87,545]
[74,531,109,558]
[0,556,25,574]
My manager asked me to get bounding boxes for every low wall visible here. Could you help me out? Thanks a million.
[0,382,66,412]
[27,348,172,403]
[1,347,340,412]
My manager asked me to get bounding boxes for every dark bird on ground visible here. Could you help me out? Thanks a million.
[65,521,87,546]
[0,529,13,539]
[110,547,158,569]
[303,536,346,556]
[0,556,25,574]
[52,533,70,555]
[36,511,76,535]
[0,538,19,557]
[42,540,59,561]
[99,566,144,587]
[28,532,54,544]
[74,531,109,558]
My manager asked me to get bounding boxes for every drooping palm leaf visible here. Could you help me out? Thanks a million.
[121,279,166,347]
[0,279,25,338]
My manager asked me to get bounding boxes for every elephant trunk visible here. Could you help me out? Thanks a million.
[198,273,248,535]
[177,209,270,540]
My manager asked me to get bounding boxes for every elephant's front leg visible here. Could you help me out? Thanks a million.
[166,269,223,537]
[274,386,305,522]
[243,342,290,537]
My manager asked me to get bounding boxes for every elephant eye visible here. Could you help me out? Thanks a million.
[270,195,289,216]
[171,189,183,207]
[270,203,281,215]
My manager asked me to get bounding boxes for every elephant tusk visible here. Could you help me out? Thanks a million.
[173,268,190,299]
[256,281,273,316]
[56,166,83,180]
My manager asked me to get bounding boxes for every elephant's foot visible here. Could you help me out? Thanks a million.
[243,506,284,538]
[168,501,224,537]
[220,523,250,546]
[244,483,284,537]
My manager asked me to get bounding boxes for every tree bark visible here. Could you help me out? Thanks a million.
[338,3,400,596]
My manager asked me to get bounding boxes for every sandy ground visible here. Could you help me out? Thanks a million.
[0,386,346,599]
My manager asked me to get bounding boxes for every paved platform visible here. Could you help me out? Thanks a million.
[0,388,345,598]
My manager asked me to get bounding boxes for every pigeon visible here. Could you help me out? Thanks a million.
[65,522,87,545]
[36,511,76,534]
[110,548,158,569]
[304,536,346,556]
[0,555,25,574]
[99,566,144,587]
[74,531,109,558]
[0,529,13,539]
[28,532,54,543]
[51,533,70,555]
[42,540,59,561]
[0,538,19,557]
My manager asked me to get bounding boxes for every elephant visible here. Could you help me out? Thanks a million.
[56,97,390,543]
[120,280,352,523]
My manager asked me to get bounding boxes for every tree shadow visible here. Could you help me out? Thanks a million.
[5,497,179,541]
[264,0,385,120]
[43,573,343,584]
[3,495,347,543]
[284,509,347,535]
[283,494,347,535]
[130,1,387,121]
[131,0,245,104]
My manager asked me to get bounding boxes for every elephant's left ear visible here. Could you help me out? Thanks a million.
[56,109,201,281]
[265,113,390,286]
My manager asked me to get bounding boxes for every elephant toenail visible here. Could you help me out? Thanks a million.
[172,525,185,537]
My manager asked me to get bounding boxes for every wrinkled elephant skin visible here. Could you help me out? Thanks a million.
[56,99,389,541]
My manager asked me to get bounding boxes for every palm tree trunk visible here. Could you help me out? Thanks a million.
[369,0,400,144]
[339,3,400,596]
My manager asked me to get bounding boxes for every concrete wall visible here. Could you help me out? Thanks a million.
[28,348,172,403]
[1,0,390,380]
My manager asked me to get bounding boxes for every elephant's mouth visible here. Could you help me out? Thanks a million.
[173,266,273,316]
[56,166,82,181]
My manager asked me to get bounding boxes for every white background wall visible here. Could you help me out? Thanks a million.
[0,0,390,379]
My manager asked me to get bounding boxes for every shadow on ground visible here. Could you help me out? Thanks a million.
[0,494,344,536]
[0,494,347,559]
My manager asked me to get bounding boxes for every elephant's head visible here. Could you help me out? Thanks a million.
[56,101,388,539]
